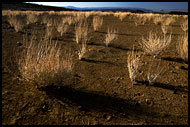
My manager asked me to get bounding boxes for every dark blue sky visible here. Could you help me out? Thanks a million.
[29,2,188,11]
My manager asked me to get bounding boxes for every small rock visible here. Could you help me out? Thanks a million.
[135,101,141,106]
[106,115,112,121]
[175,66,180,70]
[146,99,153,106]
[173,89,177,94]
[65,118,69,122]
[181,66,187,70]
[65,112,71,116]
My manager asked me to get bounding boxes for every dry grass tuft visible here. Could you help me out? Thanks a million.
[17,36,73,88]
[8,14,26,32]
[114,12,129,21]
[176,32,188,62]
[104,27,118,46]
[26,13,39,25]
[181,19,188,32]
[93,16,103,31]
[161,25,170,34]
[162,17,175,26]
[57,22,69,36]
[63,16,74,25]
[75,20,89,44]
[153,16,163,25]
[127,47,142,85]
[146,60,165,85]
[78,39,87,60]
[140,31,172,57]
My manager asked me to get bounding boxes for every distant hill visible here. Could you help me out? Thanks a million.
[2,2,76,11]
[64,6,188,15]
[64,6,153,13]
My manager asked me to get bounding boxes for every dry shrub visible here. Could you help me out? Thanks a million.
[177,32,188,62]
[26,13,38,24]
[93,16,103,31]
[17,35,73,88]
[74,13,87,24]
[46,17,57,27]
[114,12,129,21]
[63,16,74,25]
[8,14,26,32]
[146,60,165,85]
[75,20,89,60]
[153,16,163,25]
[161,25,170,34]
[135,14,148,26]
[41,13,49,25]
[45,26,55,38]
[78,39,87,60]
[75,20,89,44]
[141,31,172,58]
[181,19,188,32]
[127,47,142,85]
[57,22,69,36]
[162,17,175,26]
[104,27,118,46]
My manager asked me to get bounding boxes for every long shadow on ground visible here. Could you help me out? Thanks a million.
[82,58,124,67]
[136,81,188,94]
[161,57,188,64]
[40,85,162,121]
[88,42,142,52]
[95,31,140,36]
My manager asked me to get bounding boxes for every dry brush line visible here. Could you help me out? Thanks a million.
[93,16,103,31]
[140,31,172,58]
[104,27,118,46]
[16,35,73,88]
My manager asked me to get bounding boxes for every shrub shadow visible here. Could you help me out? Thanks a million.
[95,31,140,36]
[82,58,122,67]
[40,85,161,120]
[109,44,143,52]
[161,57,188,64]
[137,80,188,94]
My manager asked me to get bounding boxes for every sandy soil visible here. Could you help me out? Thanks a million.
[2,13,188,125]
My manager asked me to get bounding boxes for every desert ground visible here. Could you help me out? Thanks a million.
[2,11,188,125]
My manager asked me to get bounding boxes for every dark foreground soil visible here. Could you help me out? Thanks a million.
[2,13,188,125]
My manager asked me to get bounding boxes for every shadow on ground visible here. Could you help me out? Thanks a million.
[136,80,188,94]
[88,42,142,52]
[82,58,123,67]
[161,57,188,64]
[40,85,161,120]
[95,31,140,37]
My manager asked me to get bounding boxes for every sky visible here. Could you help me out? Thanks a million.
[29,2,188,11]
